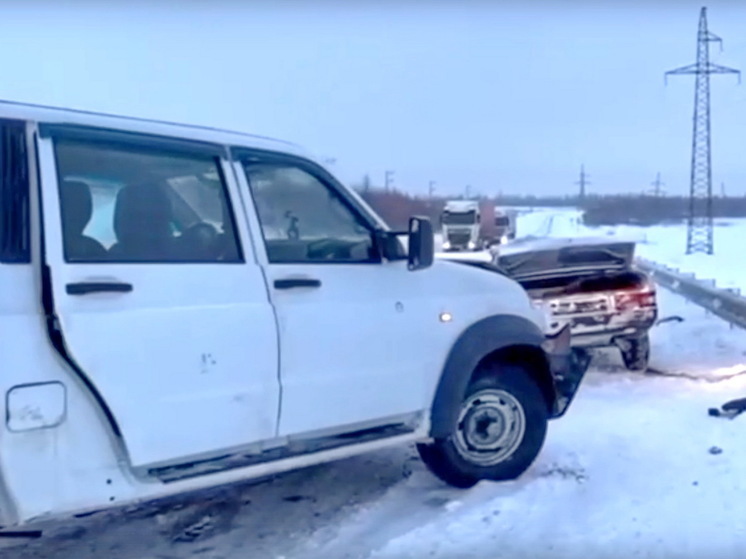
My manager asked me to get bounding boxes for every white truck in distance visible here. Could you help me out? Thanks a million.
[495,207,518,242]
[441,200,482,251]
[440,200,516,252]
[0,100,590,534]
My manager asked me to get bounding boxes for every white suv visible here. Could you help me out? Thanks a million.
[0,100,590,534]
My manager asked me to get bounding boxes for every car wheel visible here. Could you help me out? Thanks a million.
[620,333,650,371]
[417,363,549,489]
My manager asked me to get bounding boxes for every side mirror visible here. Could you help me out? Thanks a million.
[407,216,434,271]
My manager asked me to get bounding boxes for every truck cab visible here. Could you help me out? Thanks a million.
[441,200,481,251]
[494,208,517,243]
[0,101,590,531]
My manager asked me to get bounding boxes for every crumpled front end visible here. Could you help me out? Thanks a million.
[547,292,658,347]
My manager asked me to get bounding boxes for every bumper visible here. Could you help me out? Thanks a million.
[560,308,657,348]
[541,323,592,419]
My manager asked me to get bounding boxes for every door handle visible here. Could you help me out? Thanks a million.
[274,278,322,290]
[66,282,134,295]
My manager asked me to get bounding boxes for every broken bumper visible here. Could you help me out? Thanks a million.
[542,323,592,419]
[567,308,658,348]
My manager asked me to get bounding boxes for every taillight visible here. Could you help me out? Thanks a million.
[614,288,656,311]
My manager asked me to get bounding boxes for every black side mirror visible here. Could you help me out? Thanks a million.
[407,216,434,271]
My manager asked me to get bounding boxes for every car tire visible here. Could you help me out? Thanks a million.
[417,363,549,489]
[620,333,650,371]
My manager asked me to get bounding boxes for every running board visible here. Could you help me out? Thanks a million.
[149,422,416,483]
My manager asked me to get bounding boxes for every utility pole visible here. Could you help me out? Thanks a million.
[665,6,740,255]
[721,181,726,197]
[650,172,666,197]
[575,164,590,202]
[465,185,472,199]
[384,170,395,192]
[428,180,436,199]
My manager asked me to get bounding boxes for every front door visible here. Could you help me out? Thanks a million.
[232,151,442,437]
[36,124,281,469]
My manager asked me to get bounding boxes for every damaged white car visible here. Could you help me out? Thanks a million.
[451,237,658,371]
[495,237,658,370]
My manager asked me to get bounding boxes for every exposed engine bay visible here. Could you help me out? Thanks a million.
[443,236,659,371]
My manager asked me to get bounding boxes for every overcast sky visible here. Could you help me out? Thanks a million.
[2,1,746,197]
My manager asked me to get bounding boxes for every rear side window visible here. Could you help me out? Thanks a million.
[53,138,243,264]
[0,120,29,263]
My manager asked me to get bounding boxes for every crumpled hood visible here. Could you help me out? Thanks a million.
[496,237,635,280]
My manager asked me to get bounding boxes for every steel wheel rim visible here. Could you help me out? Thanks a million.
[453,388,526,466]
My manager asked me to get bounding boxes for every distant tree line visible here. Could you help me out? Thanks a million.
[354,183,746,231]
[580,194,746,226]
[354,186,580,231]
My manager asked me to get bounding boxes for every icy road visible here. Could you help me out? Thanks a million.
[6,209,746,559]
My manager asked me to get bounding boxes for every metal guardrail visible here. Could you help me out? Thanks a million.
[635,257,746,330]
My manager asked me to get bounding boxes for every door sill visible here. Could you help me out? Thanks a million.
[149,419,418,483]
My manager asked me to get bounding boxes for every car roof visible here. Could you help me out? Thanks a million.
[0,98,312,158]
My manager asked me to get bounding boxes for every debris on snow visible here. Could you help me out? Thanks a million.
[538,464,588,483]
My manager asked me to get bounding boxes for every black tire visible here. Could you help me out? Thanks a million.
[417,364,549,489]
[620,333,650,371]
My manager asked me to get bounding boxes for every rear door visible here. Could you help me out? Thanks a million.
[36,124,281,469]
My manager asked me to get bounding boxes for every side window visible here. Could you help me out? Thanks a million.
[0,121,29,263]
[242,161,378,264]
[53,138,243,263]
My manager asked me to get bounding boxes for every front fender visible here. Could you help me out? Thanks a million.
[429,314,550,439]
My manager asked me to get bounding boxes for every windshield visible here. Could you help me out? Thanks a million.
[442,210,477,225]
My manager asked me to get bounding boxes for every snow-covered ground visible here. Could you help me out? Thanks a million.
[7,207,746,559]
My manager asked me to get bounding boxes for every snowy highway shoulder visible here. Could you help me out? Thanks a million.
[7,287,746,559]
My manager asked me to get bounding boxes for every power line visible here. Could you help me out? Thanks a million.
[384,170,395,192]
[665,6,740,255]
[650,172,666,197]
[575,164,590,201]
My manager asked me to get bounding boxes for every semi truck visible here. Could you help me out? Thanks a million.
[495,208,518,241]
[440,200,516,251]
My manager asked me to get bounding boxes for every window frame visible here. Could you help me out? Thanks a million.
[0,119,30,264]
[232,147,385,266]
[40,124,245,265]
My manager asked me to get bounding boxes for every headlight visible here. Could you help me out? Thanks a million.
[501,235,509,244]
[443,241,451,249]
[467,241,476,249]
